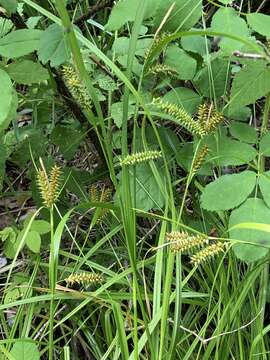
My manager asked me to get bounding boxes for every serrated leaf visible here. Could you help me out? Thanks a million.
[6,60,49,84]
[0,69,13,131]
[38,24,70,67]
[260,131,270,156]
[229,122,257,144]
[164,45,197,80]
[51,125,85,160]
[230,61,270,107]
[247,13,270,37]
[201,171,256,211]
[26,231,41,253]
[206,136,257,166]
[229,198,270,262]
[10,341,40,360]
[0,29,42,58]
[193,58,230,98]
[211,7,249,54]
[163,87,201,114]
[259,171,270,208]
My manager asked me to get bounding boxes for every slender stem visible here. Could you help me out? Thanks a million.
[49,207,54,360]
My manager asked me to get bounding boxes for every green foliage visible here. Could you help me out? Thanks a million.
[211,7,250,54]
[0,69,13,132]
[38,24,70,66]
[0,29,42,58]
[201,171,256,211]
[6,60,49,84]
[10,341,40,360]
[230,61,270,107]
[229,198,270,262]
[1,1,270,359]
[247,13,270,37]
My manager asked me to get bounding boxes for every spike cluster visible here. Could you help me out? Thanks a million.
[120,150,162,167]
[89,184,112,223]
[37,165,62,208]
[190,242,226,266]
[153,97,206,137]
[148,64,177,76]
[167,231,209,253]
[197,103,224,133]
[65,272,103,287]
[192,145,209,174]
[62,65,91,109]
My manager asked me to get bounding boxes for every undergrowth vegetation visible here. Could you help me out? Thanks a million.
[1,0,270,359]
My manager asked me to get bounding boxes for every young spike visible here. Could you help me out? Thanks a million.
[191,145,209,174]
[120,150,162,166]
[37,164,62,208]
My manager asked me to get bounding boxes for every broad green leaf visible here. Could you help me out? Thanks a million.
[259,131,270,156]
[229,198,270,262]
[153,0,202,32]
[0,69,13,131]
[205,136,257,166]
[10,341,40,360]
[0,0,17,13]
[30,220,51,235]
[111,102,135,128]
[218,0,233,3]
[181,34,210,57]
[211,7,249,54]
[118,163,165,212]
[106,0,157,31]
[259,171,270,208]
[201,171,256,211]
[112,37,152,57]
[214,138,257,166]
[26,231,41,253]
[229,122,257,144]
[164,45,197,80]
[230,61,270,107]
[38,24,70,67]
[0,29,42,58]
[247,13,270,37]
[225,105,251,121]
[193,58,230,98]
[163,87,201,114]
[6,60,49,84]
